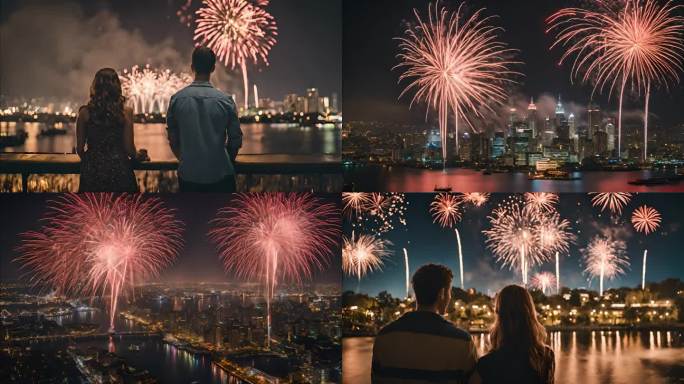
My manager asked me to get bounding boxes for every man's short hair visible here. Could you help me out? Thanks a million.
[412,264,453,306]
[192,46,216,75]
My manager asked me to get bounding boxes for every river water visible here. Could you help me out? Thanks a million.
[343,331,684,384]
[1,121,340,160]
[344,165,684,192]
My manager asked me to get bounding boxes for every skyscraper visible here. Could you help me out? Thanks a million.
[527,97,537,138]
[306,88,320,114]
[587,104,602,140]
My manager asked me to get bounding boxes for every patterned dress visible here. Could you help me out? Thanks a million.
[78,107,138,192]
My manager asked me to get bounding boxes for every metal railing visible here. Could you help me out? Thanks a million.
[0,153,342,192]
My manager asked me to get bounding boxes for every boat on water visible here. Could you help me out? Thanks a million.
[528,170,580,181]
[434,186,452,192]
[128,344,141,351]
[39,122,69,136]
[628,176,681,186]
[0,130,28,147]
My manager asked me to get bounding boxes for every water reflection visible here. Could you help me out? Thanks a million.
[343,330,684,384]
[2,122,340,160]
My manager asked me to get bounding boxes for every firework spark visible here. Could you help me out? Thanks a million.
[350,193,407,236]
[547,0,684,160]
[342,233,391,282]
[631,205,661,235]
[17,194,183,331]
[531,272,557,295]
[430,193,462,228]
[583,235,629,296]
[403,248,410,299]
[194,0,277,110]
[462,192,490,207]
[483,198,574,285]
[342,192,372,219]
[590,192,632,215]
[524,192,559,212]
[120,65,192,114]
[395,1,519,166]
[209,193,339,348]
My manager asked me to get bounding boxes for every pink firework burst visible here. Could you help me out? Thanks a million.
[395,1,520,165]
[194,0,278,109]
[583,235,629,296]
[16,194,183,331]
[430,193,462,228]
[590,192,632,215]
[524,192,559,212]
[531,272,557,295]
[483,198,574,285]
[461,192,490,207]
[342,233,392,280]
[631,205,661,235]
[547,0,684,160]
[208,193,339,348]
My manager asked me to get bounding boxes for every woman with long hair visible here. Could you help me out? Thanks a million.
[469,285,555,384]
[76,68,139,192]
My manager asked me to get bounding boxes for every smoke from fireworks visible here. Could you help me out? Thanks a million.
[462,192,490,207]
[120,65,192,114]
[194,0,277,110]
[531,272,557,295]
[582,235,629,296]
[631,205,661,235]
[17,194,183,331]
[209,193,339,348]
[547,0,684,161]
[395,1,520,165]
[483,198,574,285]
[590,192,632,215]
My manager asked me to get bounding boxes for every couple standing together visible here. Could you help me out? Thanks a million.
[76,46,242,192]
[372,264,555,384]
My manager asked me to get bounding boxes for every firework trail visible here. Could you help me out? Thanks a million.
[120,65,192,114]
[582,235,629,296]
[395,1,520,166]
[531,272,557,295]
[462,192,490,207]
[590,192,632,215]
[555,252,560,294]
[194,0,277,110]
[631,205,661,290]
[524,192,559,213]
[403,248,410,299]
[17,194,183,332]
[483,197,574,285]
[547,0,684,161]
[209,193,339,348]
[430,193,466,289]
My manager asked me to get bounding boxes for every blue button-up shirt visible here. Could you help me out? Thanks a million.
[166,81,243,184]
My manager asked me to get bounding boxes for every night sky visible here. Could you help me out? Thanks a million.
[0,0,341,102]
[0,194,342,286]
[343,193,684,298]
[343,0,684,129]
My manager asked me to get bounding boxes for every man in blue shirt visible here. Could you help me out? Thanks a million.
[166,46,243,192]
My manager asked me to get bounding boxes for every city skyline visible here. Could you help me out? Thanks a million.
[343,193,684,298]
[0,194,342,286]
[343,0,684,129]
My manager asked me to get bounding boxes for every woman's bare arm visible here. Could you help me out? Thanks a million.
[76,107,88,159]
[123,107,137,158]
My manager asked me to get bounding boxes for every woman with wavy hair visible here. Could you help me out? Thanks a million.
[469,285,555,384]
[76,68,139,192]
